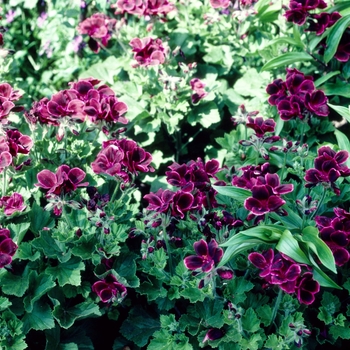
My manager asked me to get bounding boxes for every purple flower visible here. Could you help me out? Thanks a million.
[246,117,276,138]
[284,0,327,25]
[0,193,26,216]
[92,275,127,303]
[203,328,225,342]
[190,78,207,104]
[305,146,350,195]
[129,37,166,67]
[304,90,329,116]
[296,272,320,305]
[6,9,16,23]
[36,165,89,195]
[77,13,116,53]
[0,228,18,268]
[113,0,145,15]
[184,239,223,273]
[334,30,350,62]
[144,0,175,16]
[232,163,270,189]
[210,0,231,8]
[306,12,341,35]
[144,188,176,214]
[0,138,12,173]
[5,129,33,157]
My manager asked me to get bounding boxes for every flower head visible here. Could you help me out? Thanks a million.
[0,193,26,216]
[129,37,166,67]
[92,274,127,303]
[0,228,18,268]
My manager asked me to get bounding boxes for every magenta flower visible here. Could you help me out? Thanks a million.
[144,0,175,16]
[334,30,350,62]
[184,239,223,273]
[77,13,117,53]
[0,138,12,173]
[305,146,350,195]
[203,328,225,342]
[129,37,166,67]
[36,165,88,195]
[190,78,208,104]
[304,90,329,116]
[114,0,145,15]
[246,117,276,138]
[296,272,320,305]
[144,188,176,213]
[284,0,327,25]
[5,129,33,157]
[306,12,341,35]
[210,0,231,8]
[232,163,270,189]
[92,275,127,303]
[0,228,18,268]
[0,193,26,216]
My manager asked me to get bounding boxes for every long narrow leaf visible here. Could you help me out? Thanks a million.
[212,185,251,202]
[335,129,350,167]
[324,15,350,63]
[314,71,341,87]
[261,52,313,71]
[328,103,350,123]
[309,255,341,289]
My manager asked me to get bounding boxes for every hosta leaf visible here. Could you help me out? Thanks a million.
[212,185,251,201]
[335,129,350,167]
[314,71,341,87]
[261,52,313,71]
[328,103,350,123]
[276,230,311,265]
[324,15,350,63]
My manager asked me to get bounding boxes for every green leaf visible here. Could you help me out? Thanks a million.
[256,305,273,327]
[312,264,341,289]
[276,230,311,265]
[239,333,262,350]
[241,308,260,333]
[322,82,350,97]
[31,230,66,258]
[188,101,220,128]
[0,296,12,311]
[0,267,30,297]
[224,277,255,304]
[329,322,350,340]
[298,226,336,273]
[53,301,101,329]
[324,15,350,63]
[269,205,302,229]
[16,242,41,261]
[138,281,167,301]
[46,257,85,287]
[264,37,304,49]
[8,223,30,246]
[314,71,341,87]
[212,185,251,202]
[261,52,313,71]
[22,300,55,333]
[29,202,55,234]
[120,307,160,347]
[23,271,55,312]
[264,335,286,350]
[328,103,350,123]
[180,287,206,303]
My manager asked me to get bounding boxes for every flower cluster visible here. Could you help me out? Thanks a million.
[0,82,23,124]
[0,192,26,216]
[190,78,207,104]
[36,165,88,215]
[305,146,350,195]
[266,68,329,121]
[316,208,350,266]
[0,228,18,268]
[318,29,350,62]
[77,13,117,53]
[184,239,234,288]
[129,37,166,68]
[145,158,222,219]
[91,138,154,182]
[249,249,320,305]
[209,0,231,9]
[27,78,128,139]
[284,0,327,26]
[92,274,127,303]
[113,0,175,17]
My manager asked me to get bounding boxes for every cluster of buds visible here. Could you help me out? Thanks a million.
[296,195,318,216]
[289,322,312,348]
[140,236,155,259]
[231,104,259,126]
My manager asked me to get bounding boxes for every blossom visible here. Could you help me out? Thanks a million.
[210,0,231,8]
[296,272,320,305]
[129,37,166,67]
[232,163,270,189]
[144,0,175,16]
[0,138,12,173]
[184,239,223,273]
[113,0,145,15]
[203,328,225,342]
[0,82,22,122]
[5,129,33,157]
[92,275,127,303]
[334,30,350,62]
[190,78,207,104]
[0,193,26,216]
[305,146,350,195]
[246,117,276,138]
[36,165,88,195]
[284,0,327,25]
[306,12,341,35]
[77,13,116,53]
[0,228,18,268]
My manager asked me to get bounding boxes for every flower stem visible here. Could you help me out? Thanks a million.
[110,181,120,204]
[311,187,326,220]
[62,205,72,230]
[2,168,7,196]
[162,219,174,275]
[268,288,283,332]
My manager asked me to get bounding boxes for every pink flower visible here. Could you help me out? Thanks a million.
[36,165,88,195]
[113,0,145,15]
[190,78,207,104]
[0,228,18,268]
[0,138,12,173]
[210,0,231,8]
[129,37,166,67]
[0,193,26,216]
[92,275,127,303]
[5,129,33,157]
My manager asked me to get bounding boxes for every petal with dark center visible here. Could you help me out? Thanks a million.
[265,173,280,188]
[193,239,208,257]
[248,252,268,269]
[245,197,267,215]
[0,238,17,255]
[36,170,57,189]
[267,195,285,211]
[330,231,348,246]
[251,185,270,200]
[333,247,350,266]
[285,264,301,281]
[184,255,205,270]
[335,150,349,165]
[217,267,234,279]
[0,254,12,268]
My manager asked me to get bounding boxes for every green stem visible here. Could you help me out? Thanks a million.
[2,168,7,196]
[311,187,327,220]
[162,219,174,275]
[110,181,120,204]
[280,152,287,181]
[268,288,283,332]
[62,204,72,229]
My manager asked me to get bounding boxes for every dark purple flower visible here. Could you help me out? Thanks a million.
[284,0,327,25]
[184,239,223,273]
[304,90,329,116]
[306,12,341,35]
[36,165,89,195]
[5,129,33,157]
[203,328,225,342]
[129,37,166,67]
[246,117,276,137]
[92,274,127,303]
[334,30,350,62]
[144,188,176,213]
[296,272,320,305]
[0,228,18,268]
[0,193,26,216]
[305,146,350,194]
[171,191,194,219]
[0,138,12,173]
[232,163,270,189]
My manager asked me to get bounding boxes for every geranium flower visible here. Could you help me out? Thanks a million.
[296,272,320,305]
[129,37,166,67]
[284,0,327,25]
[246,117,276,138]
[113,0,145,15]
[184,239,223,273]
[305,146,350,195]
[36,165,88,195]
[144,0,175,16]
[0,228,18,268]
[92,275,127,303]
[306,12,341,35]
[6,129,33,157]
[210,0,231,8]
[190,78,207,104]
[0,193,26,216]
[144,188,176,213]
[203,328,225,342]
[0,138,12,173]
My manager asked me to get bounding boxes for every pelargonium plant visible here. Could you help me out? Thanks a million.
[1,0,350,349]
